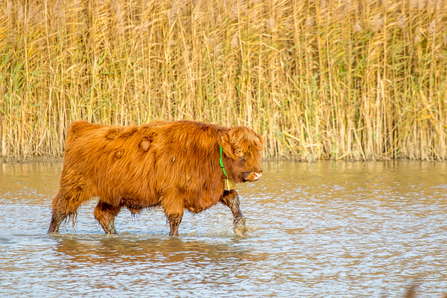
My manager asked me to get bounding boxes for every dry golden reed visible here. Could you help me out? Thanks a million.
[1,0,447,160]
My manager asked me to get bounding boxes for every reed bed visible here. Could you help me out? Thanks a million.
[1,0,446,160]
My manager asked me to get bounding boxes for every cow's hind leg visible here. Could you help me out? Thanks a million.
[220,190,246,236]
[48,190,88,234]
[94,201,121,234]
[48,196,68,234]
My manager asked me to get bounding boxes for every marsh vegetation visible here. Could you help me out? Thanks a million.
[1,0,446,160]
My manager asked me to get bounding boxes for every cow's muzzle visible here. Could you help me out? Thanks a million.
[243,171,263,182]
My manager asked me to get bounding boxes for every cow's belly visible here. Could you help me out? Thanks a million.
[120,197,160,214]
[184,190,222,213]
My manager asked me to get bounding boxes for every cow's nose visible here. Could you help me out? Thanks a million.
[243,171,263,182]
[253,172,262,181]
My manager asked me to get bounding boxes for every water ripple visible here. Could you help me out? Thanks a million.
[0,161,446,297]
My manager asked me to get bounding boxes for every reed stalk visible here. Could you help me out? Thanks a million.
[1,0,446,160]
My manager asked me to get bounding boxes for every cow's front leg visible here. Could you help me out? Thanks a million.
[163,202,184,236]
[220,190,246,236]
[167,213,183,236]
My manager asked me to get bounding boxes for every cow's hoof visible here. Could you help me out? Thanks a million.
[233,227,246,237]
[233,217,247,236]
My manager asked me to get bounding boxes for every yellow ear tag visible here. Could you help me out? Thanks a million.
[224,179,236,191]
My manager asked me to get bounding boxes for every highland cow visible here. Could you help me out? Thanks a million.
[48,120,263,236]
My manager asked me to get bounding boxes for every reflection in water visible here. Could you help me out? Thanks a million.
[52,235,260,264]
[0,160,446,297]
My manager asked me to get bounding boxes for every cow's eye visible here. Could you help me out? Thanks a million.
[234,148,243,157]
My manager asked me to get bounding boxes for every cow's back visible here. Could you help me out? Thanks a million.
[60,121,164,207]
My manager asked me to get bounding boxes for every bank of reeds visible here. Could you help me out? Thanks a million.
[1,0,446,160]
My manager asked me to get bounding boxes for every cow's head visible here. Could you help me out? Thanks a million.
[218,127,264,183]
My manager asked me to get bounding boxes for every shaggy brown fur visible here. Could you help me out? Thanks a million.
[48,120,263,236]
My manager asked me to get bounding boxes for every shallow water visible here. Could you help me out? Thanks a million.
[0,160,446,297]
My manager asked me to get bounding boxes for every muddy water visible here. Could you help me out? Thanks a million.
[0,161,446,297]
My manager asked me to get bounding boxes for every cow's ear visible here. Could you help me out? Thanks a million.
[218,132,238,160]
